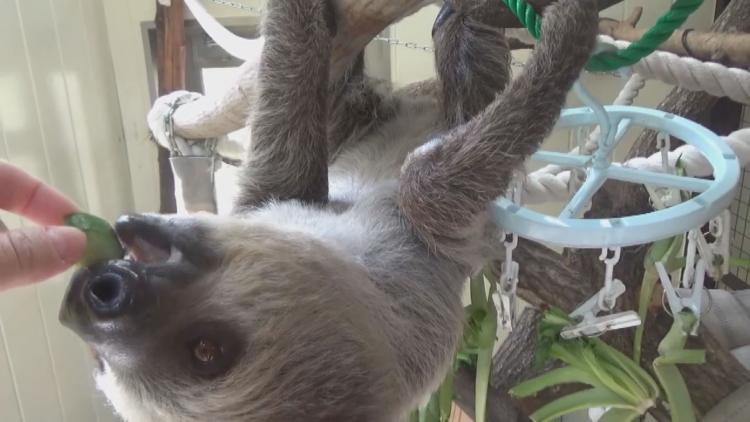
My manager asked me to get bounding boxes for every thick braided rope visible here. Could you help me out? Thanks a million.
[599,35,750,105]
[523,128,750,204]
[502,0,542,39]
[502,0,704,72]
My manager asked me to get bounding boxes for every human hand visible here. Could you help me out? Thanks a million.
[0,162,87,292]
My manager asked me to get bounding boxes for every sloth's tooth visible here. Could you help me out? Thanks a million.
[129,235,170,263]
[166,246,183,264]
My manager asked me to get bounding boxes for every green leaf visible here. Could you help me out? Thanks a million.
[637,234,684,363]
[534,308,573,368]
[409,409,420,422]
[439,370,455,422]
[634,271,658,364]
[581,346,641,406]
[598,360,650,403]
[592,339,660,399]
[730,257,750,268]
[656,349,705,366]
[470,271,487,309]
[549,343,589,370]
[475,278,498,422]
[653,364,696,422]
[599,408,642,422]
[64,213,124,266]
[645,237,674,266]
[456,352,476,367]
[424,392,441,422]
[653,312,703,422]
[529,387,636,422]
[510,366,606,398]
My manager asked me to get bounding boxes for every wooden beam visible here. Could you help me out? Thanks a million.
[155,0,187,213]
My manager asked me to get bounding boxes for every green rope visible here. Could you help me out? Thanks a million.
[502,0,704,73]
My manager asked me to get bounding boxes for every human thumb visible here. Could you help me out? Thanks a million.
[0,226,86,292]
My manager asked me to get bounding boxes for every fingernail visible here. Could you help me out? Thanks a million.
[47,226,87,264]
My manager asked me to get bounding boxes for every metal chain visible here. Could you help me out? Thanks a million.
[208,0,262,13]
[207,0,524,65]
[372,35,435,52]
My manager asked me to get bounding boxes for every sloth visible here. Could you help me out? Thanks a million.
[59,0,598,420]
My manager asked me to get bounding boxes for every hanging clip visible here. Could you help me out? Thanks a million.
[683,212,731,285]
[710,210,731,278]
[561,247,641,339]
[493,177,523,331]
[655,259,706,335]
[646,132,681,210]
[680,229,701,289]
[494,232,520,332]
[692,211,731,280]
[657,132,672,172]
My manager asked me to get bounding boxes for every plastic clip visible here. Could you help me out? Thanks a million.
[655,259,706,335]
[495,232,519,332]
[561,248,641,339]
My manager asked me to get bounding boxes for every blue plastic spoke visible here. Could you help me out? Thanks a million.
[531,151,592,168]
[492,106,740,249]
[608,165,711,193]
[559,169,609,219]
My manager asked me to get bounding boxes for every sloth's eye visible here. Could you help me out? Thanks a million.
[192,339,222,364]
[184,323,243,378]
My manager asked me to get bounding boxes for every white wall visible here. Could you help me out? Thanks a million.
[0,0,135,420]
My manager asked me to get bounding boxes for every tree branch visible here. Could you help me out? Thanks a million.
[599,7,750,69]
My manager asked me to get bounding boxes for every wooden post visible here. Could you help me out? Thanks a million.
[154,0,186,213]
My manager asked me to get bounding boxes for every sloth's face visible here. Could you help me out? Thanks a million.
[59,213,396,422]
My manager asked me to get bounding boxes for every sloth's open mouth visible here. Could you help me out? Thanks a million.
[120,234,182,265]
[114,217,182,265]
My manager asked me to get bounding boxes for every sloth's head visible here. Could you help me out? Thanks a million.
[59,213,397,422]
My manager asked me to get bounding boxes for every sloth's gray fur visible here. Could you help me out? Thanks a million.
[76,0,598,420]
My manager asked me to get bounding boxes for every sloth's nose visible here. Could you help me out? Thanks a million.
[60,260,148,337]
[86,269,131,317]
[79,261,145,320]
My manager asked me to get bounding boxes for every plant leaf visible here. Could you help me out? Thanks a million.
[510,366,606,398]
[653,364,696,422]
[475,277,498,422]
[439,370,455,422]
[599,408,642,422]
[529,387,636,422]
[592,339,660,399]
[65,212,124,266]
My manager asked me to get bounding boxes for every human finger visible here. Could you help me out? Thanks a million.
[0,162,80,225]
[0,226,86,292]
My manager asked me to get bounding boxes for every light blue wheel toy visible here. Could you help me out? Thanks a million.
[491,82,741,249]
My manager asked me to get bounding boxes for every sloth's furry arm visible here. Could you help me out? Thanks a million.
[434,0,512,127]
[326,52,395,159]
[234,0,336,210]
[399,0,599,252]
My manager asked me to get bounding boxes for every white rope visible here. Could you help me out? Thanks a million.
[523,38,750,204]
[522,128,750,204]
[185,0,262,62]
[598,35,750,105]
